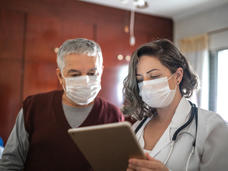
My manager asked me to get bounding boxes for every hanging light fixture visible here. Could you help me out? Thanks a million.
[129,0,149,46]
[120,0,129,4]
[119,0,148,9]
[133,0,148,9]
[120,0,149,46]
[129,9,135,46]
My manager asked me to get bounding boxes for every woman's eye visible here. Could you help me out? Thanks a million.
[150,75,160,79]
[136,78,143,83]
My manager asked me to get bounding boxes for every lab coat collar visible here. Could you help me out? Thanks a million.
[170,97,192,129]
[150,97,192,157]
[150,124,171,157]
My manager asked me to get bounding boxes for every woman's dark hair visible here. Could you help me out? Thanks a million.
[122,39,198,120]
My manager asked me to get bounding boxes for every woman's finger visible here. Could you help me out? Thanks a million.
[145,153,154,161]
[128,155,168,171]
[128,164,155,171]
[128,158,158,169]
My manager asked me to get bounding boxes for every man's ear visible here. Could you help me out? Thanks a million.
[56,68,63,85]
[176,67,183,85]
[100,65,104,77]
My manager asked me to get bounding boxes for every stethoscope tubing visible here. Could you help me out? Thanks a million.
[135,101,198,170]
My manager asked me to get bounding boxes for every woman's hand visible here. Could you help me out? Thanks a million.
[127,153,169,171]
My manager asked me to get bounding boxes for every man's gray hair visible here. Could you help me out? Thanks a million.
[57,38,103,72]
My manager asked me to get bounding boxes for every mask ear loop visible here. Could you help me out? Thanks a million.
[60,71,66,91]
[167,73,175,80]
[167,73,178,91]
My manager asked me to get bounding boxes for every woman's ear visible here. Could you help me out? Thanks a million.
[176,67,183,85]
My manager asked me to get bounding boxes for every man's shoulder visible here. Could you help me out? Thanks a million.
[25,90,62,100]
[23,90,63,106]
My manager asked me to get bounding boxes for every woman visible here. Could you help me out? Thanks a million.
[123,39,228,171]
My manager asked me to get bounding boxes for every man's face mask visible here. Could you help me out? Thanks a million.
[138,74,176,108]
[63,75,101,105]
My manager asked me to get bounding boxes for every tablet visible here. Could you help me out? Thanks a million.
[68,121,145,171]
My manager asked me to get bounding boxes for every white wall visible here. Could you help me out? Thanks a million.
[209,30,228,50]
[174,4,228,115]
[174,3,228,48]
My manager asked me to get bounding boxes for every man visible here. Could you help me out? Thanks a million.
[0,38,124,170]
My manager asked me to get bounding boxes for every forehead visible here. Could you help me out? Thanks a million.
[136,55,170,74]
[63,53,97,70]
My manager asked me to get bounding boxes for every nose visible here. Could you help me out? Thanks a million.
[81,73,88,76]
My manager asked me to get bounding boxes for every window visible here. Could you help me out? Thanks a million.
[210,49,228,122]
[217,49,228,121]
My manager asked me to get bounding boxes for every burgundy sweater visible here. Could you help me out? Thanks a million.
[22,90,124,171]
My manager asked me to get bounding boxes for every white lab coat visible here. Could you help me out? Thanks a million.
[132,97,228,171]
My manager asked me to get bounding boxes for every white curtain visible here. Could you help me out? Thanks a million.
[179,34,209,110]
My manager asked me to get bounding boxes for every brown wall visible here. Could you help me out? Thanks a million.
[0,0,173,142]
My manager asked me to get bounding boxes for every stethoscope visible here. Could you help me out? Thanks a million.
[134,101,198,171]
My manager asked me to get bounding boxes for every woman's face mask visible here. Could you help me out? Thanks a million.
[63,75,101,105]
[138,74,176,108]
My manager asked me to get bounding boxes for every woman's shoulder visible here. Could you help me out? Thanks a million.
[131,120,141,131]
[131,117,151,133]
[197,108,228,167]
[198,108,227,129]
[197,108,228,145]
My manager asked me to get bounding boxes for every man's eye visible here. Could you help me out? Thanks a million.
[70,74,81,77]
[87,72,96,76]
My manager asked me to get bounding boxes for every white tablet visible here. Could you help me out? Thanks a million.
[68,121,145,171]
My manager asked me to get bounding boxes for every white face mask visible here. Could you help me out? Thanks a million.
[63,75,101,105]
[138,74,176,108]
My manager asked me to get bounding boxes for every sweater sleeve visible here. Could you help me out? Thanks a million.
[200,114,228,171]
[112,105,125,122]
[0,109,29,170]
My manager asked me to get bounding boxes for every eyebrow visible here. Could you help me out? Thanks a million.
[87,68,97,72]
[67,68,97,75]
[146,69,159,74]
[67,69,81,74]
[136,69,159,76]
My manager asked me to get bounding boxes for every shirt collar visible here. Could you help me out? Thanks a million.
[139,97,194,158]
[170,97,192,129]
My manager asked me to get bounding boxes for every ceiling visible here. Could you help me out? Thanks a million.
[81,0,228,20]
